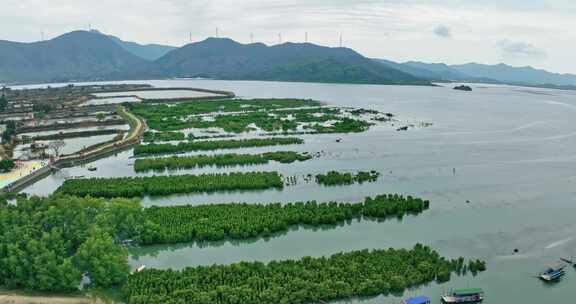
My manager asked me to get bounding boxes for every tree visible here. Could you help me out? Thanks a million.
[0,159,15,173]
[0,95,8,112]
[96,112,106,122]
[32,103,53,114]
[1,121,16,142]
[96,198,147,243]
[48,139,66,156]
[75,228,130,287]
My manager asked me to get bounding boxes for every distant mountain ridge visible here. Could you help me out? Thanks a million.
[450,63,576,86]
[375,59,576,87]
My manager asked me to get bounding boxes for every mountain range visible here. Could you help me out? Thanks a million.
[1,30,575,88]
[376,60,576,87]
[0,31,422,85]
[154,37,420,84]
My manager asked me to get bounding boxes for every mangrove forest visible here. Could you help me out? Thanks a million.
[123,244,485,304]
[56,171,284,198]
[133,137,304,155]
[134,151,312,172]
[140,194,430,244]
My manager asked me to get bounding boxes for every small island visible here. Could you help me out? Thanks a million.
[454,85,473,91]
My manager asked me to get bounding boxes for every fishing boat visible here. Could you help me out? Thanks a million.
[403,296,430,304]
[441,288,484,303]
[539,262,566,281]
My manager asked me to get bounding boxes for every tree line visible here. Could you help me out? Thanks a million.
[140,194,430,244]
[134,137,304,156]
[56,171,284,198]
[134,151,311,173]
[123,243,485,304]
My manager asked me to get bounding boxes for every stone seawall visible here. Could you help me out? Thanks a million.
[17,119,126,134]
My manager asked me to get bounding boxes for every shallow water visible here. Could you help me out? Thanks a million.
[21,80,576,303]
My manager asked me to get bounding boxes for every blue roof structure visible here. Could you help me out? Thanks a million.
[404,296,430,304]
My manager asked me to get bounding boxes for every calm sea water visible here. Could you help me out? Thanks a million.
[21,80,576,303]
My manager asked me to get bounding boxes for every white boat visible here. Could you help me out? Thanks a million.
[539,262,566,282]
[441,288,484,303]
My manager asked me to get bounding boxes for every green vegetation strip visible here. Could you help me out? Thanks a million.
[134,151,311,172]
[316,170,381,186]
[133,137,303,156]
[143,131,185,142]
[143,131,238,143]
[141,194,429,244]
[56,171,283,198]
[123,244,486,304]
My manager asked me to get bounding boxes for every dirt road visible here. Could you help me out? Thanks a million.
[0,293,105,304]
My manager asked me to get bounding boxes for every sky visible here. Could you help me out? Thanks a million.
[1,0,575,74]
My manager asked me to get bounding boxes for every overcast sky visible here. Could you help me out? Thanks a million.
[2,0,575,73]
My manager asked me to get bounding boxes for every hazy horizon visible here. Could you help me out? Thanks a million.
[1,0,574,74]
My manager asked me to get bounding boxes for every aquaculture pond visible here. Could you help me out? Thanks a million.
[83,96,141,106]
[13,133,122,159]
[20,80,576,303]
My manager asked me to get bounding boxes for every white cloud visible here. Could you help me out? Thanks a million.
[497,40,547,59]
[433,25,451,38]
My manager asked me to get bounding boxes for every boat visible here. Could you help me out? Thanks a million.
[87,166,97,171]
[403,296,430,304]
[441,288,484,303]
[539,262,566,281]
[135,265,146,273]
